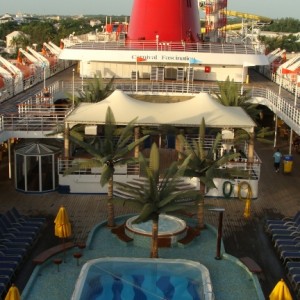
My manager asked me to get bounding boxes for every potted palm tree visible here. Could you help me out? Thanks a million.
[114,142,201,258]
[68,106,148,227]
[178,118,240,230]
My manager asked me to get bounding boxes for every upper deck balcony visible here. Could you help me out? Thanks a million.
[59,33,268,67]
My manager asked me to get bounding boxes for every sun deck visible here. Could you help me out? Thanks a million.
[21,215,264,300]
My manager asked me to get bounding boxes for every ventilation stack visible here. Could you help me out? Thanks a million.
[127,0,201,43]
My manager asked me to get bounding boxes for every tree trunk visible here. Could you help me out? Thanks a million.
[197,181,206,230]
[150,214,159,258]
[107,176,115,227]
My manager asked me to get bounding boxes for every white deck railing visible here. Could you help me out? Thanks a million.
[64,36,262,55]
[1,80,299,136]
[58,159,140,176]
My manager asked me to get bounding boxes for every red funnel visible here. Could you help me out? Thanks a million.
[127,0,200,43]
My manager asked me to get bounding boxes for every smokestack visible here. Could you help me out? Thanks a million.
[127,0,200,43]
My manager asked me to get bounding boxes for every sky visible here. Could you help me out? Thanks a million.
[0,0,299,20]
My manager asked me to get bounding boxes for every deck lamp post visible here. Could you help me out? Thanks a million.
[81,61,84,92]
[42,62,47,90]
[156,35,159,51]
[72,68,75,108]
[208,208,225,260]
[274,70,283,148]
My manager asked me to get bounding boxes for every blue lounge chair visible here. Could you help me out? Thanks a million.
[274,237,300,249]
[0,215,39,237]
[286,261,300,270]
[266,214,300,232]
[0,268,15,282]
[272,231,300,243]
[0,225,35,243]
[287,267,300,278]
[0,238,31,249]
[10,207,46,225]
[280,250,300,264]
[266,211,300,227]
[0,252,23,263]
[2,213,40,231]
[0,248,26,258]
[0,262,18,271]
[0,282,6,298]
[0,234,33,249]
[5,210,44,229]
[277,243,300,254]
[269,225,300,237]
[0,276,10,290]
[287,273,300,295]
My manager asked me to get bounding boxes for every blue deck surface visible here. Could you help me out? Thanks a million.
[22,215,264,300]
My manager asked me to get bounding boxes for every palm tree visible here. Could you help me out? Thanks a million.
[213,76,260,121]
[10,33,30,55]
[68,106,148,227]
[178,118,239,230]
[114,143,201,258]
[75,74,115,105]
[213,76,274,148]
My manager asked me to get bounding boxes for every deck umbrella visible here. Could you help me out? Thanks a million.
[54,206,72,238]
[5,284,21,300]
[54,206,72,260]
[269,279,293,300]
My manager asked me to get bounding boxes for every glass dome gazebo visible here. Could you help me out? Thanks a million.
[15,142,61,193]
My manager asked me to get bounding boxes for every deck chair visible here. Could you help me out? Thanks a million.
[3,212,41,230]
[286,261,300,270]
[277,243,300,254]
[271,230,300,243]
[288,273,300,294]
[0,222,36,242]
[0,214,40,235]
[280,250,300,264]
[0,252,23,263]
[269,224,300,237]
[0,268,15,282]
[274,236,300,249]
[266,211,300,227]
[0,262,19,271]
[0,245,26,257]
[0,230,34,245]
[5,210,44,229]
[0,238,31,249]
[0,276,10,291]
[10,207,46,225]
[266,213,300,232]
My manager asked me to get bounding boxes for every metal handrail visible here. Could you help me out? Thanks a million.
[58,159,140,176]
[1,80,299,136]
[64,36,261,55]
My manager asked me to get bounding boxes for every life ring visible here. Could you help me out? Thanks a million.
[222,181,233,198]
[238,181,252,200]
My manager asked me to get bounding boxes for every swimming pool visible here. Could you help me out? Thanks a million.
[71,257,214,300]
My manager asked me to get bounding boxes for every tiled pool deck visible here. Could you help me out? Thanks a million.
[22,215,264,300]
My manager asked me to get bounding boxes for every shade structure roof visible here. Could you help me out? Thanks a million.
[65,90,256,131]
[15,142,60,156]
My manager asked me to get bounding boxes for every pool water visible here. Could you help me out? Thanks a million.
[71,258,214,300]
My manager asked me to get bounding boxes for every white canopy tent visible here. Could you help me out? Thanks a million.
[61,90,259,197]
[65,89,256,131]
